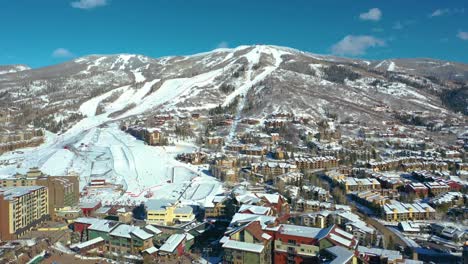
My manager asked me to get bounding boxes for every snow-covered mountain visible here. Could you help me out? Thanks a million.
[0,45,467,133]
[0,64,30,75]
[0,45,467,206]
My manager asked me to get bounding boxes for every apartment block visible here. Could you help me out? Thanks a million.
[340,177,381,193]
[0,168,80,218]
[383,200,435,222]
[0,186,49,240]
[145,199,195,226]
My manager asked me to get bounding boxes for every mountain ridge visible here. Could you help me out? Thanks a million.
[0,44,466,135]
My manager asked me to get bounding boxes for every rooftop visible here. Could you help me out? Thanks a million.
[222,239,264,253]
[145,198,177,211]
[159,233,186,253]
[0,186,45,200]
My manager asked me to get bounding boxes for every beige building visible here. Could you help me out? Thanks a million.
[383,200,436,222]
[0,186,49,240]
[340,177,381,193]
[0,168,79,219]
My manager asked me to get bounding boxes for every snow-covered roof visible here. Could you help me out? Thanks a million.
[88,219,119,233]
[144,225,162,235]
[230,213,277,230]
[222,240,264,253]
[329,233,352,247]
[142,246,158,254]
[109,224,151,240]
[278,224,323,239]
[238,204,271,215]
[74,217,102,226]
[131,228,153,240]
[358,246,402,261]
[174,206,193,214]
[0,186,45,200]
[71,237,104,250]
[159,233,186,253]
[325,246,354,264]
[145,199,177,211]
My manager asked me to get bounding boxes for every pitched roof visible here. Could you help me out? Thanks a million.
[238,204,272,215]
[159,233,186,253]
[88,219,119,233]
[325,246,354,264]
[222,240,264,253]
[131,228,153,240]
[144,224,162,235]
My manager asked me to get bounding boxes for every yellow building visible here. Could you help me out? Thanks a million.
[0,186,49,240]
[145,199,195,226]
[341,177,381,193]
[205,195,230,219]
[383,201,436,222]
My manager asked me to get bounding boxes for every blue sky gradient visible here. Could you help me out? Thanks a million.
[1,0,467,67]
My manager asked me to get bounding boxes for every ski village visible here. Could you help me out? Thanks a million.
[0,45,467,264]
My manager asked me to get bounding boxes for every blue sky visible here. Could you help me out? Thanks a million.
[1,0,467,68]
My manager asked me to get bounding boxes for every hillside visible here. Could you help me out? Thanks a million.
[0,45,467,134]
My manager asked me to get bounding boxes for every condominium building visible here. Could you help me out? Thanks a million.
[292,156,338,170]
[222,220,273,264]
[405,182,429,197]
[382,200,435,222]
[251,161,298,177]
[0,168,79,218]
[0,186,49,240]
[145,199,195,226]
[425,182,450,196]
[274,224,358,264]
[205,195,231,219]
[74,217,157,254]
[340,177,381,193]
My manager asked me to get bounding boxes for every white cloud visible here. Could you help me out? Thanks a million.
[216,41,229,49]
[359,8,382,21]
[430,8,465,17]
[71,0,107,9]
[331,35,385,56]
[52,48,75,58]
[430,8,449,17]
[393,21,403,30]
[457,31,468,40]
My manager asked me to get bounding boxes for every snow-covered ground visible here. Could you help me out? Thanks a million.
[0,86,223,206]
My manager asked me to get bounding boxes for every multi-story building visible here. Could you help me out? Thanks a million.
[222,220,273,264]
[405,182,429,197]
[352,191,389,207]
[0,168,79,218]
[75,218,156,254]
[0,186,49,240]
[425,182,450,196]
[292,156,338,170]
[108,224,154,254]
[0,128,44,155]
[274,224,357,264]
[295,199,350,213]
[145,199,195,226]
[210,157,239,182]
[340,177,381,193]
[125,126,166,146]
[251,162,298,178]
[205,195,231,219]
[303,185,330,202]
[235,192,290,218]
[299,210,375,246]
[382,200,435,222]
